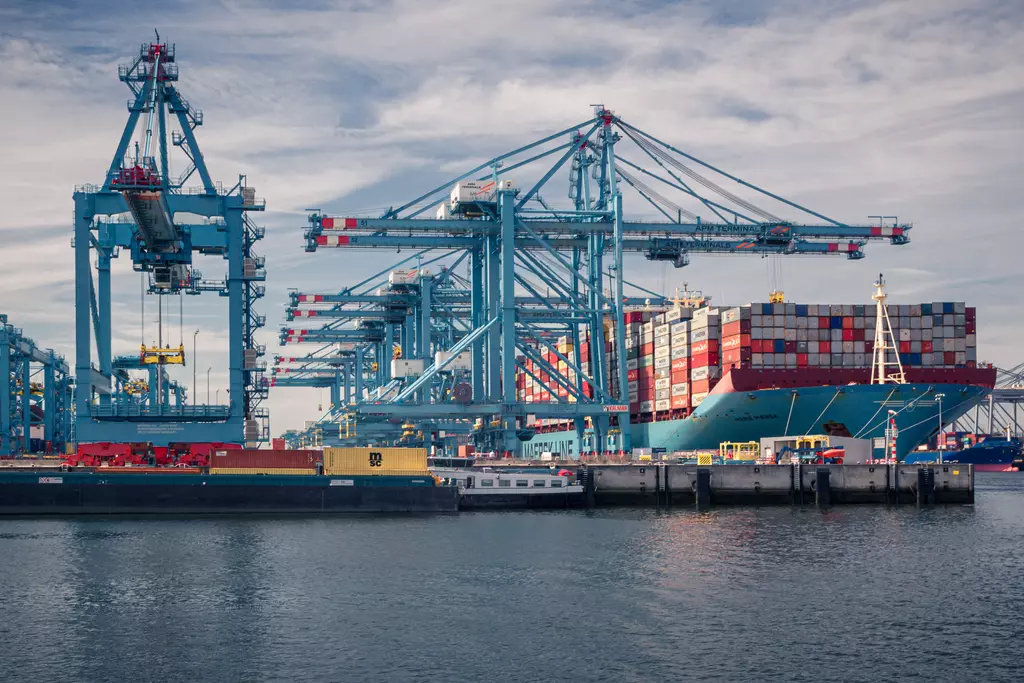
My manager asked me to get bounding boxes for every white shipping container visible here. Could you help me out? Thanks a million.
[654,346,671,359]
[691,392,709,407]
[626,358,638,370]
[899,329,911,341]
[670,346,688,359]
[784,329,797,341]
[691,365,722,381]
[640,401,654,413]
[671,383,689,396]
[654,356,671,369]
[655,377,671,390]
[966,333,976,347]
[655,399,672,412]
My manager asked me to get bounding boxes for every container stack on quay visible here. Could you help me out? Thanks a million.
[511,299,977,426]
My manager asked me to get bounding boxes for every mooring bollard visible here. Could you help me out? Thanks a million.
[815,467,831,507]
[695,468,712,510]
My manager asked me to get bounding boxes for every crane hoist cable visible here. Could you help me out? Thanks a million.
[624,127,782,222]
[616,165,698,221]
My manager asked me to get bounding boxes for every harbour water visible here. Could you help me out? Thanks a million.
[1,474,1022,683]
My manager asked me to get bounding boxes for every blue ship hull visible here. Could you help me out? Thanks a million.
[905,438,1022,471]
[519,381,990,461]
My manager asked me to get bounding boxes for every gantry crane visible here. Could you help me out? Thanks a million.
[72,36,268,447]
[1,315,73,456]
[287,106,910,454]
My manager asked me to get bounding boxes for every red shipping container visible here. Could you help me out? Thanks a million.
[842,317,854,329]
[641,342,654,356]
[271,439,286,450]
[820,341,831,354]
[640,388,655,399]
[580,348,590,361]
[691,378,715,395]
[797,353,809,366]
[690,351,719,368]
[723,347,752,365]
[212,449,321,469]
[965,320,976,334]
[865,340,874,353]
[922,341,933,353]
[627,368,639,381]
[557,386,569,397]
[671,394,689,409]
[899,341,911,354]
[583,384,594,399]
[691,339,720,355]
[639,366,655,378]
[722,320,752,337]
[819,317,830,329]
[670,357,689,373]
[944,351,955,365]
[965,307,976,322]
[721,335,750,352]
[841,329,853,342]
[670,369,689,383]
[751,339,763,353]
[539,391,550,401]
[629,401,640,412]
[784,341,797,353]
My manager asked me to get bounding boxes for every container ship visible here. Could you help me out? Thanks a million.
[516,279,996,460]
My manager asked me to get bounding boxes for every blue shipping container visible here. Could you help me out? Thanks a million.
[831,316,843,329]
[796,304,808,316]
[944,302,955,314]
[774,339,786,353]
[922,303,932,315]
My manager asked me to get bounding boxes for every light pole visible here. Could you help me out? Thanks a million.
[192,329,199,404]
[936,393,946,459]
[216,389,220,405]
[206,367,212,405]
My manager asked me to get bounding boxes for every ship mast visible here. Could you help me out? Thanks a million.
[870,273,905,385]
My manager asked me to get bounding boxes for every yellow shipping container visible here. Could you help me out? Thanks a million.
[323,447,429,476]
[209,468,318,475]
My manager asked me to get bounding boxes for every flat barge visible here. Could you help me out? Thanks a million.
[0,470,460,515]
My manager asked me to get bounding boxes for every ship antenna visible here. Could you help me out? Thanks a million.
[870,273,906,385]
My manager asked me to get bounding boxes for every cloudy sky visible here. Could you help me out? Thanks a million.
[1,0,1021,436]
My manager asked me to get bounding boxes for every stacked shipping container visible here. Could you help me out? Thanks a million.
[513,299,978,424]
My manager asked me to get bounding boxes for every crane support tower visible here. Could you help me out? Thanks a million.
[288,106,911,455]
[1,315,73,456]
[72,37,268,447]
